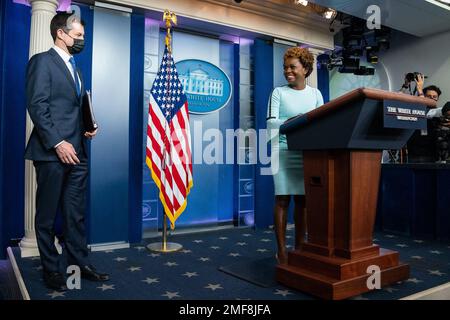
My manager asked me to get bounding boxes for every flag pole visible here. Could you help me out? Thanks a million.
[147,10,182,253]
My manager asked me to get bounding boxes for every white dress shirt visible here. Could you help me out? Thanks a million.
[53,45,81,87]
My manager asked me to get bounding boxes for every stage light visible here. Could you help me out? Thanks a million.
[354,66,375,76]
[367,54,378,64]
[338,58,360,73]
[323,8,337,19]
[366,47,379,64]
[294,0,309,6]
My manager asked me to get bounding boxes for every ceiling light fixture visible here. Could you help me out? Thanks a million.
[294,0,309,6]
[323,8,337,19]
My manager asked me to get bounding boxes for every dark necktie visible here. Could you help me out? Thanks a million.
[69,57,81,97]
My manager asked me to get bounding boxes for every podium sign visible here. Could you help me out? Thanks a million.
[384,99,427,130]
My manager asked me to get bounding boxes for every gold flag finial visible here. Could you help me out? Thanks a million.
[163,10,177,53]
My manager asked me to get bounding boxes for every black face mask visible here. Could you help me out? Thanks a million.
[64,32,85,54]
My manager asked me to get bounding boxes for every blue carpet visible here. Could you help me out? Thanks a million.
[11,227,450,300]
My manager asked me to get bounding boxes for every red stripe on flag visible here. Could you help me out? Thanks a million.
[149,104,171,152]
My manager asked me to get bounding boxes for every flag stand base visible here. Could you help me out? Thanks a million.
[147,242,182,253]
[146,215,182,253]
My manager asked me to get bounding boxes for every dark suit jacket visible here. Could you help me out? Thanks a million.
[24,48,87,161]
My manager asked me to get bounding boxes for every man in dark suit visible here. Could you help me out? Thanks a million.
[25,12,109,291]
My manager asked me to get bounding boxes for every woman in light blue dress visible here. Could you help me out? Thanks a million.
[267,47,324,264]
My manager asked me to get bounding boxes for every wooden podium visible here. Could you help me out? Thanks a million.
[277,88,436,300]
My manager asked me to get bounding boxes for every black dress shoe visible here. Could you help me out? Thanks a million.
[80,265,109,282]
[43,272,67,291]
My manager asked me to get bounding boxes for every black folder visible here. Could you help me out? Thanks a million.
[82,90,98,132]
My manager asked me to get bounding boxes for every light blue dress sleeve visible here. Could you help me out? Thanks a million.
[266,87,285,131]
[266,88,285,144]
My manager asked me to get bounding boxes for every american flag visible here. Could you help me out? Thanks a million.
[146,46,193,229]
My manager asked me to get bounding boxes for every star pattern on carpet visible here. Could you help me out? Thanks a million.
[161,291,180,299]
[47,291,66,299]
[428,270,446,276]
[128,266,142,272]
[228,253,241,257]
[148,253,160,258]
[165,261,178,267]
[183,272,198,278]
[114,257,127,262]
[274,289,292,297]
[97,284,115,291]
[406,278,423,284]
[205,283,223,291]
[142,277,159,284]
[198,257,210,262]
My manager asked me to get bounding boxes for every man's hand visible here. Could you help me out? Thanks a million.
[56,141,80,165]
[416,74,425,96]
[84,128,98,139]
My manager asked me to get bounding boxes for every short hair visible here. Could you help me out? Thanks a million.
[423,85,442,97]
[283,47,314,78]
[442,101,450,114]
[50,12,85,42]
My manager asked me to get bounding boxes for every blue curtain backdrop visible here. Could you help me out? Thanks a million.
[317,54,330,103]
[253,38,275,228]
[0,0,30,258]
[128,13,144,243]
